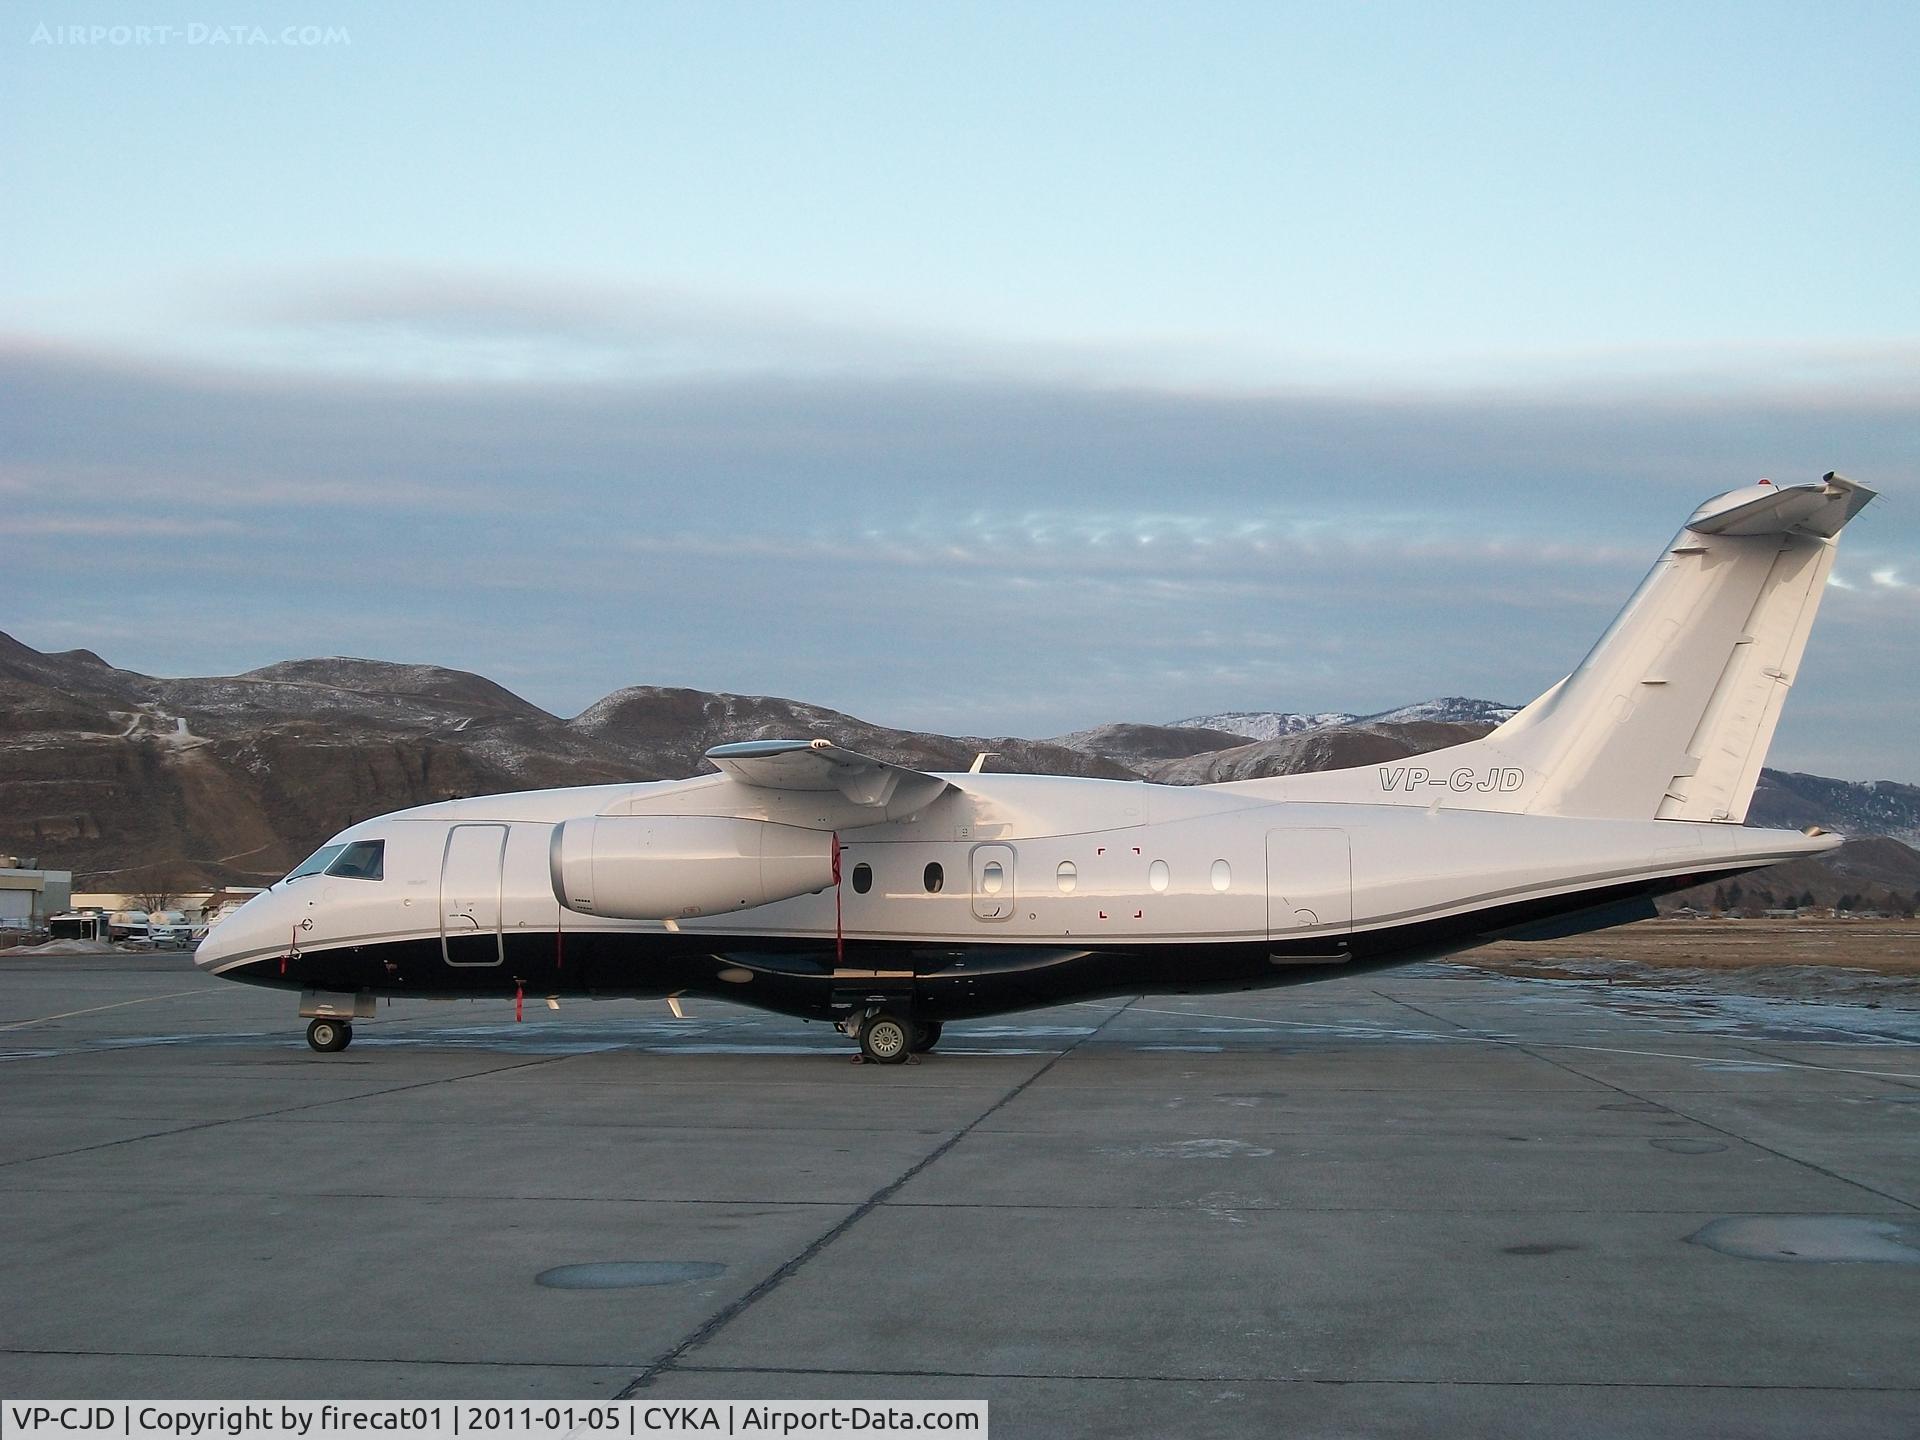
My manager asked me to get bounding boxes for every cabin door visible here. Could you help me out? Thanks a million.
[442,823,507,966]
[1266,828,1352,953]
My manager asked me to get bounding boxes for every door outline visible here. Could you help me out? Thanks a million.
[969,843,1016,922]
[441,823,507,966]
[1266,828,1352,951]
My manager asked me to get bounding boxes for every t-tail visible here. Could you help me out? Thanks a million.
[1237,473,1876,823]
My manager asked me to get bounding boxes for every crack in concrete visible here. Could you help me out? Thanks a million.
[1373,990,1920,1213]
[614,999,1141,1398]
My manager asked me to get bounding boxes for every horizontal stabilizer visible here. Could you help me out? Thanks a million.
[1685,473,1874,539]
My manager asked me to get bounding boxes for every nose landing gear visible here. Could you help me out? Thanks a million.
[300,989,370,1053]
[306,1018,353,1052]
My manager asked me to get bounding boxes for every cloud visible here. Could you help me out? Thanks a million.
[10,515,247,538]
[48,262,1911,403]
[3,326,1916,779]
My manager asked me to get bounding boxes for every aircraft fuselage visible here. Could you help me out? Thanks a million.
[194,770,1820,1024]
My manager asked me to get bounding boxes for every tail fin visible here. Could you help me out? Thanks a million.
[1234,473,1875,822]
[1480,472,1873,821]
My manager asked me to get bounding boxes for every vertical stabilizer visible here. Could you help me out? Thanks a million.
[1486,473,1871,821]
[1226,473,1875,823]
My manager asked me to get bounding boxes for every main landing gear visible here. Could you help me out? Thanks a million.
[306,1017,353,1052]
[845,1011,943,1064]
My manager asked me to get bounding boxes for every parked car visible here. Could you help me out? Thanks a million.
[107,910,151,943]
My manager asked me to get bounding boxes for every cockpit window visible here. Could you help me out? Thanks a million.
[326,840,385,881]
[283,844,346,883]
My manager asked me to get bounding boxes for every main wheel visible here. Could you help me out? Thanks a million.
[306,1018,352,1053]
[910,1021,943,1053]
[859,1012,912,1065]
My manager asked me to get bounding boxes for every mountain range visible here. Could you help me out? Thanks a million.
[3,631,1916,915]
[1167,697,1522,742]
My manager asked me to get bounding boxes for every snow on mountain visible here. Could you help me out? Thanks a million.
[1168,710,1359,742]
[1169,698,1517,742]
[1361,697,1520,727]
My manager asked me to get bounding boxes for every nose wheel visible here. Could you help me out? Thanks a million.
[306,1018,353,1053]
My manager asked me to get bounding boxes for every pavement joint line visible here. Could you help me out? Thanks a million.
[613,998,1143,1401]
[0,988,236,1031]
[1102,998,1920,1083]
[5,1347,1916,1392]
[1375,990,1920,1214]
[0,1186,860,1205]
[0,1346,639,1370]
[0,1052,584,1171]
[0,1182,1899,1216]
[1723,1039,1920,1092]
[669,1363,1920,1391]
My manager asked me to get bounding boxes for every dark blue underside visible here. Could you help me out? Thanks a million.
[221,868,1745,1022]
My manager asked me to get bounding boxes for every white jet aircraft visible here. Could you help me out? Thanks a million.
[196,474,1875,1061]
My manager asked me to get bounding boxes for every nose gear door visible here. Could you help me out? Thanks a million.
[441,823,507,965]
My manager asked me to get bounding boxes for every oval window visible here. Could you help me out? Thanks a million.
[1211,859,1231,892]
[851,862,873,895]
[923,862,944,894]
[1056,860,1077,893]
[982,860,1004,894]
[1148,859,1169,893]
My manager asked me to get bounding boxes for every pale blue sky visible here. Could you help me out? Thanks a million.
[4,2,1917,777]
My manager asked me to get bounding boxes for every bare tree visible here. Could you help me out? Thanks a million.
[130,886,178,914]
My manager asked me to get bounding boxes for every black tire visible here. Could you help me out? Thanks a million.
[859,1012,912,1064]
[909,1021,943,1053]
[306,1018,352,1053]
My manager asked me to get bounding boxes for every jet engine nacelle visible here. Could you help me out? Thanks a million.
[550,814,836,920]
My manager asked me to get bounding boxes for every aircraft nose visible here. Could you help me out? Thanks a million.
[195,892,285,975]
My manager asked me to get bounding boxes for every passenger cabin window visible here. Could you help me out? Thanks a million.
[327,839,385,881]
[982,860,1005,894]
[284,843,346,883]
[923,862,945,893]
[851,862,873,894]
[1056,860,1077,893]
[1211,859,1232,892]
[1148,859,1170,893]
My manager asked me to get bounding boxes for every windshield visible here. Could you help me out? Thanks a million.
[283,844,346,883]
[326,839,385,881]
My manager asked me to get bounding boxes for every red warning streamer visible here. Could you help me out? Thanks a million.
[832,832,844,968]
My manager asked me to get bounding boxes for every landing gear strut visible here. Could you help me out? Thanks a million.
[306,1017,353,1052]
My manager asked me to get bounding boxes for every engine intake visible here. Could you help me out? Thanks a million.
[550,815,836,920]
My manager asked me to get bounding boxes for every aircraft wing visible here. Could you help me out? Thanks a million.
[705,739,953,815]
